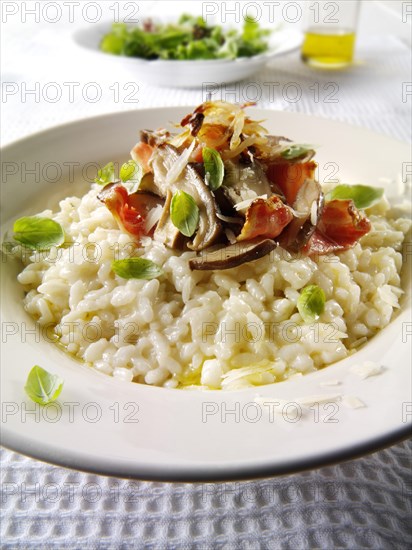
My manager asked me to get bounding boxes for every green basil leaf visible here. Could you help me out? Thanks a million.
[297,284,326,323]
[325,184,384,209]
[112,258,163,279]
[13,217,64,250]
[202,147,224,191]
[120,159,143,193]
[170,190,200,237]
[24,365,64,406]
[281,145,311,160]
[95,161,115,185]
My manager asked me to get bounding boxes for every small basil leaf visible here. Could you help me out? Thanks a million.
[325,184,384,209]
[112,258,163,279]
[24,365,64,406]
[120,160,143,193]
[13,217,64,250]
[297,284,326,323]
[281,145,311,160]
[170,190,200,237]
[202,147,224,191]
[95,161,115,185]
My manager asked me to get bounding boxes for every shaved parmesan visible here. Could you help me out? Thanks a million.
[310,200,318,226]
[233,194,267,212]
[144,204,163,232]
[166,140,195,185]
[350,361,382,379]
[341,395,366,409]
[224,228,237,244]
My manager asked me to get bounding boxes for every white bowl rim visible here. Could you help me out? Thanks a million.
[1,106,411,482]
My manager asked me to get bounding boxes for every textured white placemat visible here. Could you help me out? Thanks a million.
[1,10,412,549]
[1,32,411,144]
[1,442,411,549]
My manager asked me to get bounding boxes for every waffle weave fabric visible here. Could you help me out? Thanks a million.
[1,442,411,549]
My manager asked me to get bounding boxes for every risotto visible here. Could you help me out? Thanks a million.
[10,102,411,389]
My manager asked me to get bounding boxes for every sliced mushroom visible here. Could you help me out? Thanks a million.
[251,134,291,160]
[217,159,278,212]
[154,189,187,249]
[265,135,292,147]
[138,172,157,193]
[189,238,277,271]
[140,129,170,147]
[150,144,222,251]
[277,179,324,252]
[258,138,315,164]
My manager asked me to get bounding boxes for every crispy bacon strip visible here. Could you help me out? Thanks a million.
[303,230,345,255]
[191,144,205,163]
[98,184,162,240]
[131,142,154,173]
[181,111,205,136]
[304,199,371,255]
[317,199,371,246]
[266,160,317,205]
[237,196,293,242]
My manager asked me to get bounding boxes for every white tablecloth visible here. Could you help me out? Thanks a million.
[1,7,412,549]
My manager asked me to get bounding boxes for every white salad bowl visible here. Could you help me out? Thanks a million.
[0,107,411,481]
[72,23,302,87]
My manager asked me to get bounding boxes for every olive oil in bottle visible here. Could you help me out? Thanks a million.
[301,27,356,68]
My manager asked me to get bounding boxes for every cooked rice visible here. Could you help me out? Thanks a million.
[14,185,411,389]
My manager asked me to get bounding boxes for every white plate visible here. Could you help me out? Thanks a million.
[1,107,411,481]
[73,23,302,87]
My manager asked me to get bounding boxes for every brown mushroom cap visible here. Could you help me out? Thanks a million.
[189,238,277,271]
[150,144,222,251]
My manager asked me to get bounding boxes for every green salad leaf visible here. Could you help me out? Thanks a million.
[120,160,143,193]
[112,258,163,279]
[25,365,64,405]
[202,147,224,191]
[13,217,64,250]
[297,285,326,323]
[95,162,115,185]
[217,35,238,59]
[170,190,200,237]
[239,15,270,56]
[100,15,271,61]
[281,145,312,160]
[325,184,384,209]
[100,23,129,55]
